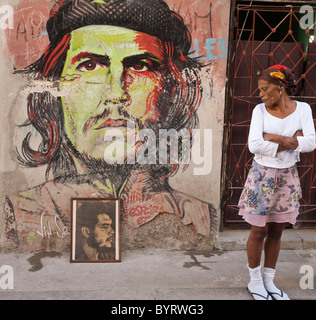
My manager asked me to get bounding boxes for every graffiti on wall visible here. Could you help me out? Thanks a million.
[1,0,227,252]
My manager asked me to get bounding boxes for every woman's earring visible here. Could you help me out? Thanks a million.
[279,90,282,96]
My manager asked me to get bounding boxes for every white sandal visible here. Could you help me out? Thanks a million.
[267,289,290,300]
[247,288,272,300]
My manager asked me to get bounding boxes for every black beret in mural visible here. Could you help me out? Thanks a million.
[47,0,192,54]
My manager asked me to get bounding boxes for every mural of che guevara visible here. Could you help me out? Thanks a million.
[2,0,216,251]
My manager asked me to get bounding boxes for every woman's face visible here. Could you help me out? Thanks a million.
[258,79,281,108]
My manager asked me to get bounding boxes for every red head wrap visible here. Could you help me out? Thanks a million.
[258,65,297,95]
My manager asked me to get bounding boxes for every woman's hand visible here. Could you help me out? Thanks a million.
[263,131,302,151]
[262,133,277,142]
[293,130,303,138]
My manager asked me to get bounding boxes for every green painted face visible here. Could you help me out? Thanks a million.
[60,25,165,160]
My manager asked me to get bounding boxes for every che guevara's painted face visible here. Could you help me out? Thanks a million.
[60,25,166,161]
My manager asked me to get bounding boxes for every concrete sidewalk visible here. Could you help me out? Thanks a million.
[215,228,316,251]
[0,230,315,300]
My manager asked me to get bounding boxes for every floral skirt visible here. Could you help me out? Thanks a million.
[238,161,302,227]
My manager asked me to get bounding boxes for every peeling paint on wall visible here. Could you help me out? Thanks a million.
[0,0,229,253]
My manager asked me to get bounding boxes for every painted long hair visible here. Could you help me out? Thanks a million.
[16,31,204,183]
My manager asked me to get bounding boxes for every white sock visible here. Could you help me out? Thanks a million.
[247,265,271,300]
[263,267,290,300]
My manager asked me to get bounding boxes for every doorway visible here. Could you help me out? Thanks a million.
[222,0,316,228]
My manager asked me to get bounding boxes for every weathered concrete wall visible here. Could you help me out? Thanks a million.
[0,0,229,253]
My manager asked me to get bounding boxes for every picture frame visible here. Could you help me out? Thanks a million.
[70,198,121,263]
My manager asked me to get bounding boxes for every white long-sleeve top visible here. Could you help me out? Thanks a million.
[248,101,316,168]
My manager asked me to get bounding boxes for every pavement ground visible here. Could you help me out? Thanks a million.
[0,229,315,301]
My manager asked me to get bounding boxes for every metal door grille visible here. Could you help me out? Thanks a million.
[223,2,316,227]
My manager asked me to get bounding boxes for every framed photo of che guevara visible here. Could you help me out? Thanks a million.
[70,198,121,263]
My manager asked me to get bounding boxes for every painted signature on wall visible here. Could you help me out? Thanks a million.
[37,211,70,239]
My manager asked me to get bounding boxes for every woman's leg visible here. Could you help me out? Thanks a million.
[246,225,272,299]
[264,222,286,268]
[247,225,268,268]
[263,222,290,300]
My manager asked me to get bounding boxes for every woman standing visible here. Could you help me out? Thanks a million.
[238,65,316,300]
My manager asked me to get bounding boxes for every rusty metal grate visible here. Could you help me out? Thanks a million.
[223,2,316,227]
